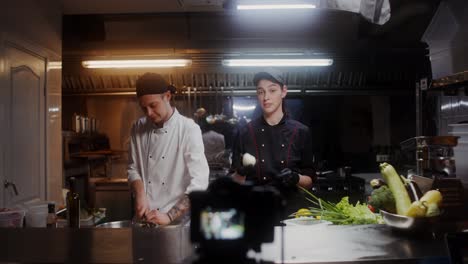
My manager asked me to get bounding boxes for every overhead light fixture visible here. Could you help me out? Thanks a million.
[237,4,316,10]
[81,59,191,69]
[223,59,333,67]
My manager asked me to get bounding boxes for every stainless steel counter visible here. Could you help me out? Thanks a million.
[0,224,456,264]
[260,225,450,263]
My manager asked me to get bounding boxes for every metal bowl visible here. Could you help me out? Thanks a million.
[95,220,158,228]
[95,214,190,228]
[95,220,132,228]
[282,217,332,226]
[380,210,440,231]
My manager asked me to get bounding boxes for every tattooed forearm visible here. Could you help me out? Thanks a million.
[167,195,190,222]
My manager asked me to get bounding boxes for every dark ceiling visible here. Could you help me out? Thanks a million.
[63,0,441,54]
[61,0,441,95]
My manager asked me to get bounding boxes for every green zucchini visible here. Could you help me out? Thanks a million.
[379,163,412,215]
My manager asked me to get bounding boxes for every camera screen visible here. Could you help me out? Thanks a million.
[200,207,245,240]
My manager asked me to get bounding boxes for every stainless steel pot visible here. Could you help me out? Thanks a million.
[96,214,190,228]
[96,219,193,263]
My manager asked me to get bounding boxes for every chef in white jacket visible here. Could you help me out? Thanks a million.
[128,73,209,225]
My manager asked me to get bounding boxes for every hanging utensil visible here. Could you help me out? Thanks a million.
[214,84,219,116]
[194,87,197,113]
[187,86,191,117]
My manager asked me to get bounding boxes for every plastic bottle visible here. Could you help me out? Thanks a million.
[66,177,80,228]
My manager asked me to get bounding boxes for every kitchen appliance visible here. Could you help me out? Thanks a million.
[400,136,465,219]
[400,136,458,178]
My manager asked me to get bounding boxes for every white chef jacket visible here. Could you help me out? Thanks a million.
[128,108,209,212]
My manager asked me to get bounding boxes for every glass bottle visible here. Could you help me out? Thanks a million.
[46,203,57,228]
[66,177,80,228]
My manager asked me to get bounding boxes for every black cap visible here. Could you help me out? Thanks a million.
[253,68,285,87]
[136,73,176,97]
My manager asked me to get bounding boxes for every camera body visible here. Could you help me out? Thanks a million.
[190,177,283,259]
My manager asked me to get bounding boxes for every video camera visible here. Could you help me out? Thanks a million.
[189,177,284,263]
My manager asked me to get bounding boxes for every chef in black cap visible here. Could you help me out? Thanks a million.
[128,73,209,225]
[231,69,316,214]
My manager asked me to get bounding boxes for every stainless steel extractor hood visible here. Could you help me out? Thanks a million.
[422,0,468,87]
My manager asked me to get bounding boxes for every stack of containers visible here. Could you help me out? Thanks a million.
[23,201,55,227]
[0,209,26,228]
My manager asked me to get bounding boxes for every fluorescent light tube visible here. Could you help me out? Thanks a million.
[287,89,302,93]
[231,90,258,94]
[244,52,305,56]
[223,59,333,67]
[237,4,316,10]
[82,59,191,69]
[233,104,256,111]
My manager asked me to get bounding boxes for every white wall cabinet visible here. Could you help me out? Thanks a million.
[1,41,47,206]
[0,0,62,208]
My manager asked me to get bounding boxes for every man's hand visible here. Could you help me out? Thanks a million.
[134,193,150,220]
[145,210,171,225]
[276,168,300,188]
[131,179,150,220]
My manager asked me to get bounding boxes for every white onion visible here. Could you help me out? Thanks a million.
[242,153,256,166]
